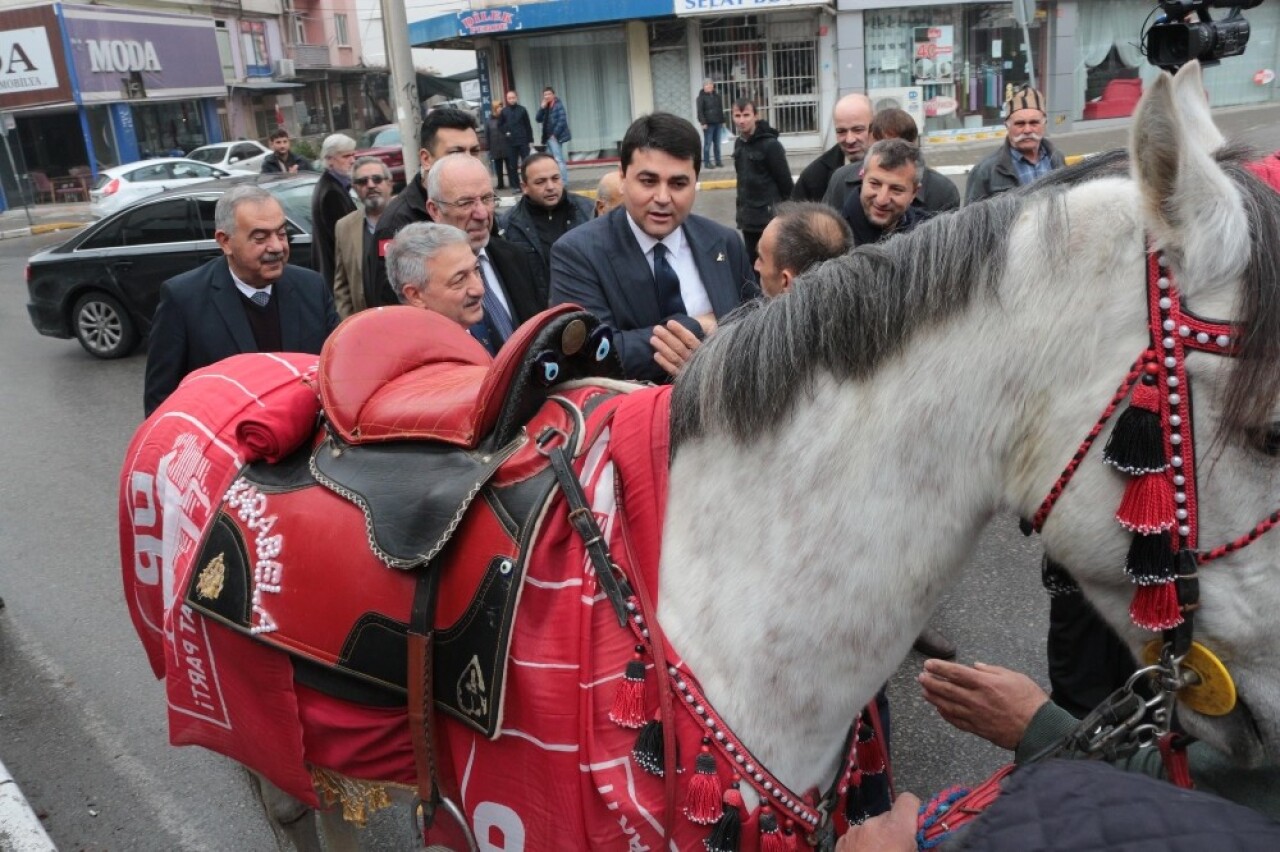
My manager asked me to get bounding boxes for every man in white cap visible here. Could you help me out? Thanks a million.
[966,85,1067,204]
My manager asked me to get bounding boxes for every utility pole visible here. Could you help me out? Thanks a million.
[1013,0,1038,91]
[381,0,421,182]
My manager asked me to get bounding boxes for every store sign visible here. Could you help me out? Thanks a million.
[61,4,224,102]
[913,25,954,84]
[0,26,59,93]
[458,7,521,36]
[674,0,832,15]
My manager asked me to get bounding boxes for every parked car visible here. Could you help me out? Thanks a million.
[90,158,236,218]
[355,124,406,191]
[27,173,318,359]
[187,140,273,174]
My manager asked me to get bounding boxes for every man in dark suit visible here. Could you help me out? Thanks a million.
[549,112,756,382]
[310,133,358,291]
[425,152,546,354]
[144,185,339,415]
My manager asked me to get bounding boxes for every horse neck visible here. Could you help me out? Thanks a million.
[656,185,1153,793]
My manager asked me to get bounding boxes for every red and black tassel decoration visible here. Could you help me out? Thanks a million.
[855,721,885,775]
[704,782,743,852]
[859,769,892,818]
[633,719,664,776]
[1125,531,1177,585]
[758,808,790,852]
[845,771,869,826]
[609,650,648,729]
[1103,377,1166,474]
[684,741,723,825]
[1130,581,1182,631]
[1116,471,1176,534]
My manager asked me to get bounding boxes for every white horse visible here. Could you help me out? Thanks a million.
[124,62,1280,849]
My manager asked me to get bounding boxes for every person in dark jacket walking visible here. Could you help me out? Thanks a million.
[487,103,511,190]
[498,90,533,186]
[695,79,724,169]
[261,128,308,174]
[499,152,594,279]
[309,133,358,289]
[535,86,571,184]
[731,98,793,264]
[966,86,1067,204]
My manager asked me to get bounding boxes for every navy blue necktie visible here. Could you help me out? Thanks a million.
[478,255,514,342]
[652,243,685,317]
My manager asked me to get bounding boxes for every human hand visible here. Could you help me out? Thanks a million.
[919,660,1049,750]
[651,320,703,376]
[287,164,298,174]
[835,792,920,852]
[693,312,717,336]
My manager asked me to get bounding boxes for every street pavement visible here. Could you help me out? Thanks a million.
[2,102,1279,849]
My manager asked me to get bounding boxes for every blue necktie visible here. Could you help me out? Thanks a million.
[652,243,685,317]
[250,290,270,307]
[478,255,514,342]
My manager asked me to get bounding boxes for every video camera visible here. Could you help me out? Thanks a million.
[1144,1,1265,70]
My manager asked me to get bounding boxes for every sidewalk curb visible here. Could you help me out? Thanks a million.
[0,757,56,851]
[0,222,83,241]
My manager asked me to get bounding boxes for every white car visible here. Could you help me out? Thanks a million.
[187,140,272,174]
[89,158,234,218]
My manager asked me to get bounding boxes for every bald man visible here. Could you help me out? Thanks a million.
[594,170,623,217]
[792,93,873,202]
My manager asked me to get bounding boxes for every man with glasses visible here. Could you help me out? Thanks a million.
[966,86,1066,204]
[332,157,392,318]
[310,133,358,291]
[426,153,546,354]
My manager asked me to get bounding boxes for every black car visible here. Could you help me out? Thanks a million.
[26,173,319,358]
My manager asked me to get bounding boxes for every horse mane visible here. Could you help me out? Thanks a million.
[672,144,1280,449]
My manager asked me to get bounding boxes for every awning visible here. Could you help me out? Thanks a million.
[228,79,304,91]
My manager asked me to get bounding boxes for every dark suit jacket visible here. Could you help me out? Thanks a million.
[485,234,548,325]
[144,258,339,415]
[549,207,756,382]
[792,143,846,202]
[310,169,357,288]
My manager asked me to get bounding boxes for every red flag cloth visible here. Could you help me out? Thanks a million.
[234,374,320,463]
[1247,152,1280,193]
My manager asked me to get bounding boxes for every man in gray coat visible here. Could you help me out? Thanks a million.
[966,86,1067,204]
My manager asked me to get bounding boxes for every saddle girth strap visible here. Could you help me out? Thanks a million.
[407,566,451,817]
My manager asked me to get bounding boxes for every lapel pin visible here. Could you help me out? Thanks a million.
[716,252,725,262]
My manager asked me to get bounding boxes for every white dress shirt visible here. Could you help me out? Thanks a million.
[231,270,272,302]
[624,214,712,316]
[476,248,512,316]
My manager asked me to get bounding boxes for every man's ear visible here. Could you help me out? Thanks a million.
[779,269,795,295]
[214,231,232,254]
[418,148,432,172]
[426,199,440,219]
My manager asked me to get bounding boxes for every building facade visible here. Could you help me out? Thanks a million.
[411,0,839,159]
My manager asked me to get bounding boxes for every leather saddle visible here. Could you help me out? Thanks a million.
[183,305,626,735]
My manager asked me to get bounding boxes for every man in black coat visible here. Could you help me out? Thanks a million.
[498,152,595,279]
[498,90,534,185]
[309,133,357,290]
[260,127,309,174]
[842,139,927,246]
[144,185,338,415]
[731,98,793,264]
[695,79,724,169]
[793,93,872,202]
[365,108,482,309]
[426,153,547,354]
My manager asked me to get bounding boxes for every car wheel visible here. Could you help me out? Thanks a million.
[72,292,137,359]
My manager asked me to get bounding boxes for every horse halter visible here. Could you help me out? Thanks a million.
[1032,245,1280,739]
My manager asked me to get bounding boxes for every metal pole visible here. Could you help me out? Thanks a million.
[1,117,34,227]
[1014,0,1038,91]
[381,0,421,182]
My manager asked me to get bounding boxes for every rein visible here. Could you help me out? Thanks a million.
[1029,245,1275,781]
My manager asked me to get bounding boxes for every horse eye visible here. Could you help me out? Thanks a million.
[1264,423,1280,457]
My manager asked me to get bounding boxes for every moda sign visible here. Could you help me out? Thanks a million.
[86,39,162,74]
[0,26,58,92]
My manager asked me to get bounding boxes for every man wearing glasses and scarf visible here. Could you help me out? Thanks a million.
[332,157,392,318]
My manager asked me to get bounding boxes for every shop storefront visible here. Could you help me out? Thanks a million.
[0,3,225,205]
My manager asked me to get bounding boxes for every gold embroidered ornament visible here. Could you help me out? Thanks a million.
[196,553,226,600]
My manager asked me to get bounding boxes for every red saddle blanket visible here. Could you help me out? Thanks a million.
[122,351,838,849]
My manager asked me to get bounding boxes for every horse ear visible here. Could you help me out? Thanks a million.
[1131,61,1248,291]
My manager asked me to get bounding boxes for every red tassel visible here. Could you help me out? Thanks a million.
[1130,582,1184,630]
[759,810,788,852]
[684,748,723,825]
[855,724,884,774]
[1116,471,1176,534]
[609,658,647,729]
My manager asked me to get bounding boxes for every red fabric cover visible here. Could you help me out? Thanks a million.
[319,304,583,447]
[1083,78,1141,121]
[1247,152,1280,194]
[120,352,322,804]
[234,369,321,463]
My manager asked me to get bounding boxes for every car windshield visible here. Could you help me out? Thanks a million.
[360,127,399,148]
[270,182,315,231]
[187,148,225,164]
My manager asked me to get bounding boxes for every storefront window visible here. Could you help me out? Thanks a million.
[86,106,119,170]
[865,4,1045,133]
[508,27,631,157]
[133,101,208,158]
[241,20,271,77]
[1076,0,1280,119]
[701,16,818,134]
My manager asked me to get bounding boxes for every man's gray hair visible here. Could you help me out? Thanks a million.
[426,151,486,202]
[321,133,356,161]
[771,201,853,275]
[353,156,390,178]
[214,185,279,236]
[865,138,926,187]
[386,222,471,303]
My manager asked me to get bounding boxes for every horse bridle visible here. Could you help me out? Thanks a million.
[1030,246,1280,764]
